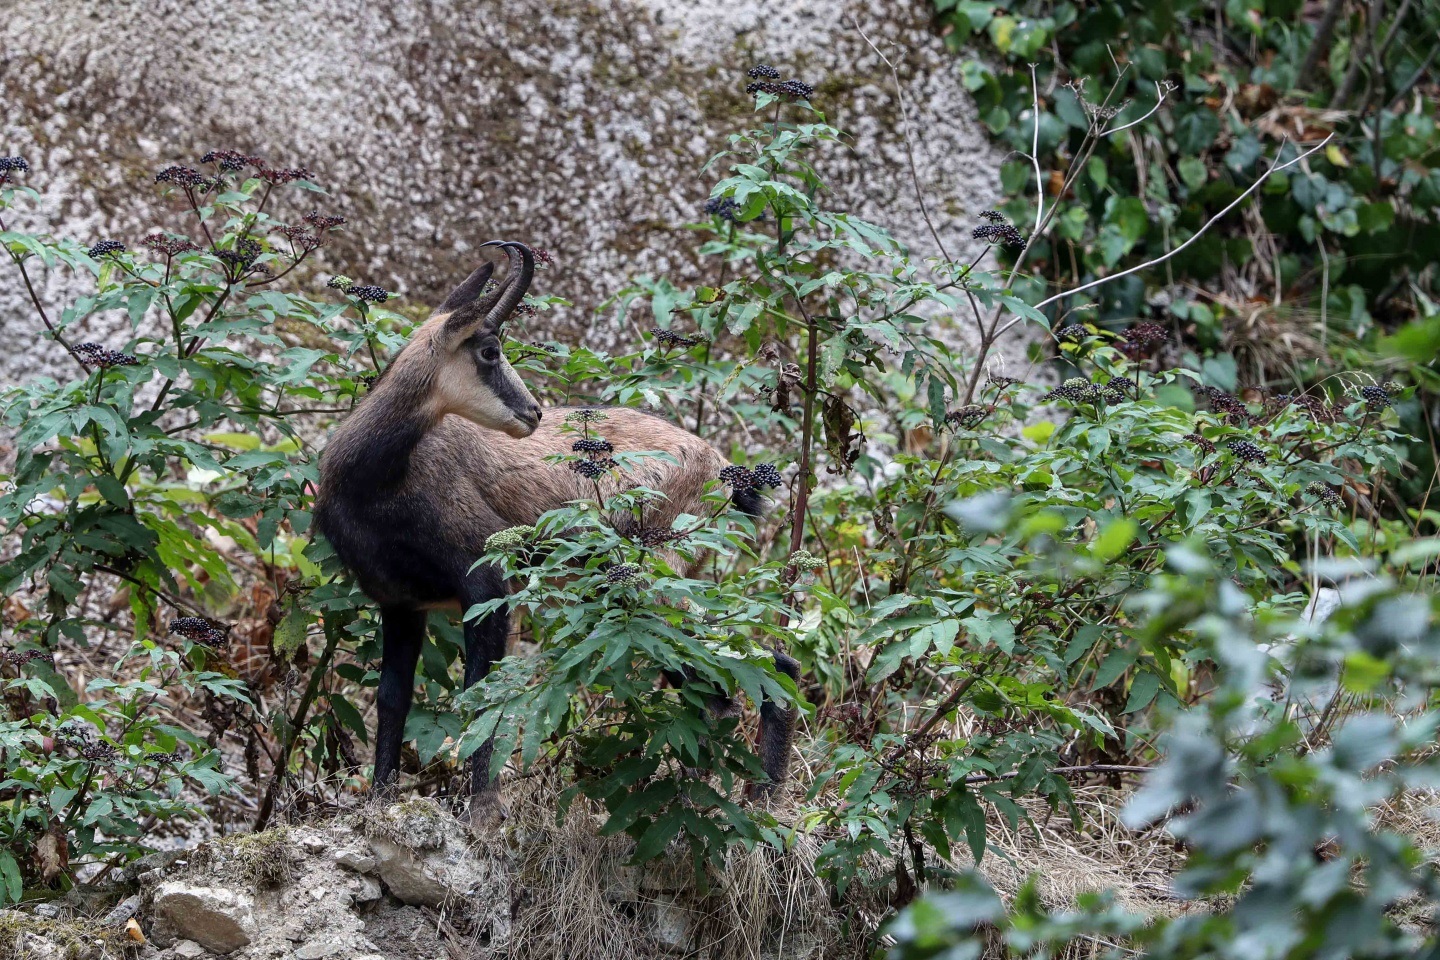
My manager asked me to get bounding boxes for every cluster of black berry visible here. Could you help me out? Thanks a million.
[703,196,740,221]
[0,155,29,184]
[216,238,263,273]
[635,528,687,547]
[979,210,1006,223]
[570,430,618,478]
[745,78,815,100]
[1184,432,1217,454]
[148,751,185,765]
[1307,481,1343,508]
[143,234,198,257]
[349,284,390,303]
[277,224,322,252]
[4,648,56,667]
[572,437,614,455]
[1106,375,1137,397]
[747,64,781,80]
[1055,324,1089,340]
[1360,384,1393,411]
[58,725,117,763]
[719,463,783,492]
[570,459,616,479]
[652,327,702,349]
[155,165,212,188]
[356,372,379,386]
[944,404,990,429]
[1123,322,1167,346]
[200,150,264,172]
[1043,376,1103,403]
[75,342,139,368]
[1226,438,1266,463]
[1202,386,1252,425]
[258,166,313,184]
[169,616,229,648]
[87,240,126,258]
[303,211,346,230]
[605,563,645,588]
[973,222,1024,246]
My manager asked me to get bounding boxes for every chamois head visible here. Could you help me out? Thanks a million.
[429,241,542,438]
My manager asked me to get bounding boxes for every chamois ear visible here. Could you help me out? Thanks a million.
[437,261,495,315]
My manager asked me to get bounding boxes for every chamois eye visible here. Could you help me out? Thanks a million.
[480,345,501,362]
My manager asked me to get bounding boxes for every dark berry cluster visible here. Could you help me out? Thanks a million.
[513,301,538,318]
[986,373,1023,390]
[1307,481,1343,508]
[349,284,390,303]
[636,528,686,547]
[1055,324,1089,340]
[1226,438,1266,463]
[356,372,379,386]
[572,437,614,454]
[652,327,703,348]
[605,563,645,587]
[258,166,313,184]
[58,725,117,763]
[1106,376,1136,396]
[979,210,1006,223]
[1184,433,1217,454]
[4,648,56,667]
[533,248,555,267]
[200,150,264,171]
[75,342,139,368]
[745,78,815,100]
[0,155,29,184]
[945,404,990,429]
[747,64,781,80]
[148,751,185,765]
[155,165,211,188]
[570,459,616,479]
[1203,387,1252,425]
[303,211,346,230]
[703,196,740,221]
[169,616,229,648]
[1123,322,1167,346]
[216,238,262,272]
[87,240,126,258]
[278,224,322,252]
[719,463,783,492]
[973,222,1024,246]
[1360,384,1392,411]
[1043,377,1103,403]
[143,234,198,257]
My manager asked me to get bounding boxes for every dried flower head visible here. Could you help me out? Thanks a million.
[986,373,1023,390]
[278,224,322,252]
[485,525,537,551]
[75,342,139,368]
[169,616,229,648]
[87,240,126,259]
[565,409,609,424]
[327,275,354,291]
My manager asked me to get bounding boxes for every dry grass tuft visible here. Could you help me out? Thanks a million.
[184,826,298,890]
[0,914,125,960]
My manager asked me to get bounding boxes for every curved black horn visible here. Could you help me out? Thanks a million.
[479,241,534,332]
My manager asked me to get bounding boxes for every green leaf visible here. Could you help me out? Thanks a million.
[272,599,308,661]
[0,851,21,904]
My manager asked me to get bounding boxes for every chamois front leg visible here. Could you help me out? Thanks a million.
[753,647,801,797]
[374,605,426,796]
[462,601,510,829]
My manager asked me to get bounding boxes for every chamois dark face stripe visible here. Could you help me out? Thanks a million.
[473,345,539,425]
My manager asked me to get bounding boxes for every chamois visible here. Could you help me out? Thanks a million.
[314,241,800,821]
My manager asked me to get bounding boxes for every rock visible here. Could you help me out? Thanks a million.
[648,893,692,951]
[368,836,488,908]
[0,0,1009,390]
[294,940,343,959]
[333,843,378,876]
[172,941,209,959]
[349,876,385,905]
[151,882,256,954]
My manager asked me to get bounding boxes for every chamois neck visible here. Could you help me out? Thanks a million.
[323,341,443,495]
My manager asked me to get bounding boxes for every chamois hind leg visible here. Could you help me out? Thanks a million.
[374,605,426,796]
[753,647,801,797]
[461,598,510,828]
